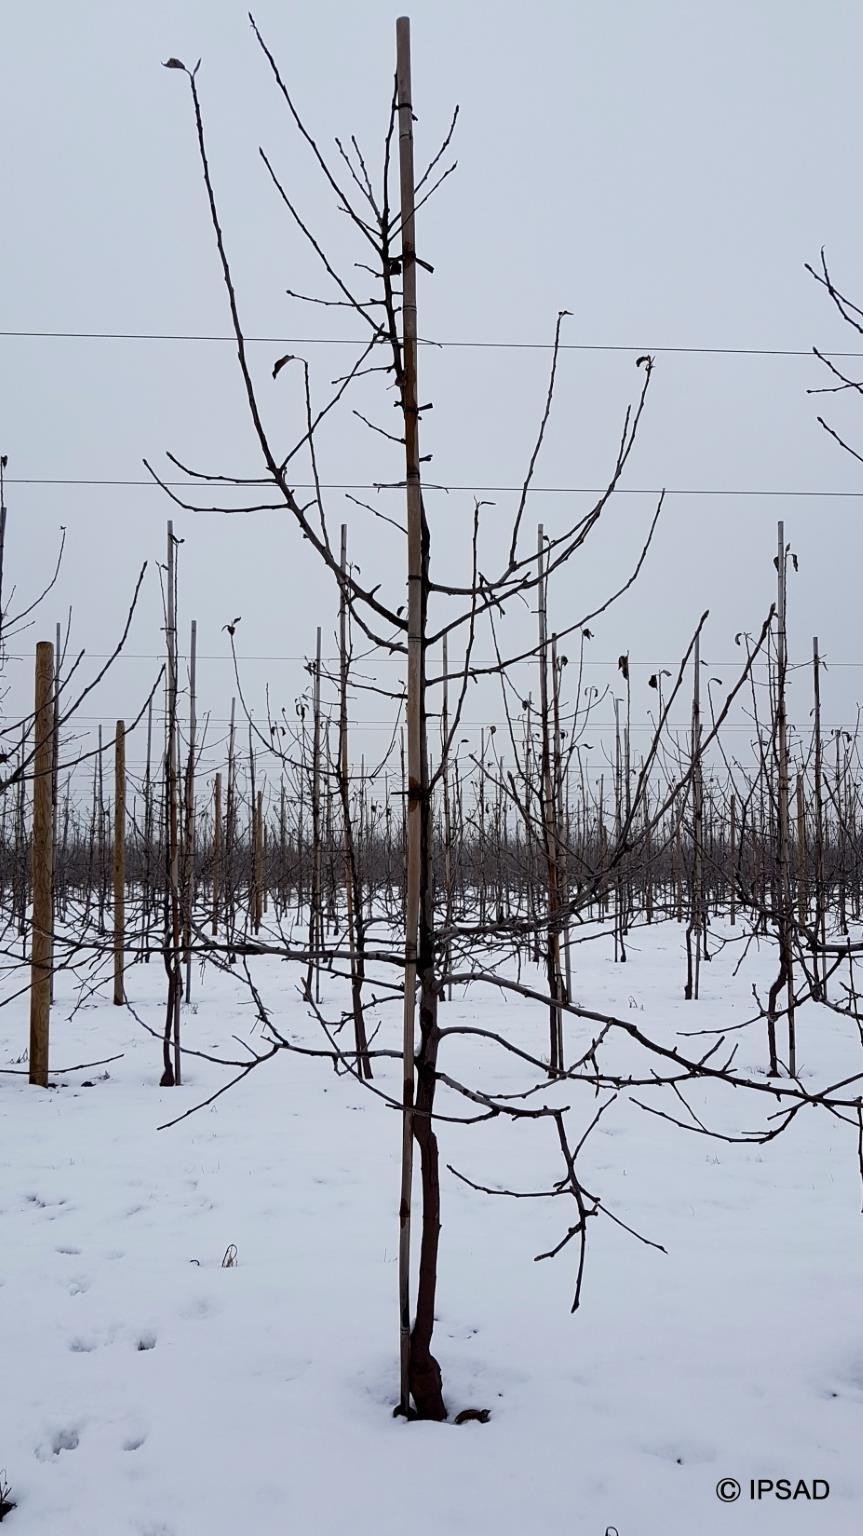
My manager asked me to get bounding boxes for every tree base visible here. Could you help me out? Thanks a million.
[409,1351,446,1421]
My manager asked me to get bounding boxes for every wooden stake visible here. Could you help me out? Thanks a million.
[113,720,125,1004]
[254,788,264,934]
[165,520,182,1085]
[684,633,703,1000]
[0,457,7,657]
[184,618,197,1002]
[305,627,323,1000]
[441,634,453,1002]
[143,697,154,948]
[774,521,795,1073]
[225,697,236,938]
[29,640,55,1085]
[729,791,737,926]
[796,770,807,932]
[212,771,222,936]
[538,524,564,1069]
[50,619,61,1002]
[811,637,825,996]
[338,524,371,1076]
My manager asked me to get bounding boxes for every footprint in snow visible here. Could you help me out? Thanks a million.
[123,1433,147,1452]
[823,1355,863,1401]
[181,1295,216,1321]
[26,1193,68,1210]
[68,1276,91,1296]
[36,1426,81,1460]
[136,1331,157,1352]
[52,1428,80,1455]
[56,1245,81,1256]
[642,1437,716,1466]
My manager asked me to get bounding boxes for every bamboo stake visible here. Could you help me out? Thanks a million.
[396,12,422,1416]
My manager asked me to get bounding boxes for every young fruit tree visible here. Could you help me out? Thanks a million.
[149,18,863,1424]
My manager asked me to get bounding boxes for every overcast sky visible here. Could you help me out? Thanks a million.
[2,0,863,780]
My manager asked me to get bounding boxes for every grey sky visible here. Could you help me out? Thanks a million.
[2,0,863,774]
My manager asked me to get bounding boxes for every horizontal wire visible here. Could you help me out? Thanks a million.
[5,477,863,498]
[0,328,856,360]
[1,652,840,665]
[45,719,863,731]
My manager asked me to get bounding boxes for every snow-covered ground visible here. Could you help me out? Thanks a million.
[2,921,862,1534]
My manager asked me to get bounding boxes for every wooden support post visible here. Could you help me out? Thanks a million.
[50,619,60,1002]
[113,719,126,1004]
[184,618,197,1003]
[775,521,795,1073]
[684,632,704,1000]
[538,523,564,1067]
[254,788,264,934]
[225,697,236,937]
[441,634,453,1002]
[796,771,807,932]
[142,698,154,949]
[165,519,182,1086]
[29,639,55,1085]
[305,626,323,1000]
[212,771,222,936]
[812,637,826,997]
[729,791,737,926]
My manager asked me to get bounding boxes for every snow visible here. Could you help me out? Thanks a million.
[2,921,863,1534]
